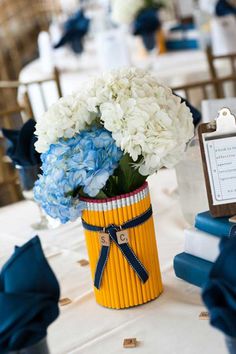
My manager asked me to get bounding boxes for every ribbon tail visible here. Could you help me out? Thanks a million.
[119,243,149,283]
[94,245,110,289]
[109,228,149,284]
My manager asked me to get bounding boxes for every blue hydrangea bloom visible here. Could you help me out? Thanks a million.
[34,128,122,223]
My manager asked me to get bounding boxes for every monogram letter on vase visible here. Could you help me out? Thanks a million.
[116,230,129,244]
[99,232,110,247]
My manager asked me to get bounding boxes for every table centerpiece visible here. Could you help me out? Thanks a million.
[34,68,194,309]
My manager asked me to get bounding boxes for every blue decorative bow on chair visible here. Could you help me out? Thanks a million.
[133,8,161,51]
[54,10,90,54]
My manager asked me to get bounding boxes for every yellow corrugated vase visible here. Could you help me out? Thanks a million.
[82,182,163,309]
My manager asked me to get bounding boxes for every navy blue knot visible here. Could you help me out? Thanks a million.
[82,207,152,289]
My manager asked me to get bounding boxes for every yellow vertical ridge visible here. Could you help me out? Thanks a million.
[112,198,129,308]
[129,193,144,305]
[142,192,161,297]
[92,204,109,307]
[144,192,163,295]
[103,201,121,309]
[120,196,135,307]
[125,195,140,306]
[109,199,125,309]
[132,190,150,303]
[143,189,160,298]
[137,189,154,301]
[87,205,104,306]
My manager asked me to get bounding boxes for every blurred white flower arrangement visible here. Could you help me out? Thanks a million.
[111,0,168,24]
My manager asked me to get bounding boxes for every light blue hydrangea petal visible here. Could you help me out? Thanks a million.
[34,127,123,223]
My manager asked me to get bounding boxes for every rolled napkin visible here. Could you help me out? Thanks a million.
[133,8,161,51]
[202,236,236,353]
[54,9,90,54]
[0,236,60,353]
[2,119,41,167]
[215,0,236,16]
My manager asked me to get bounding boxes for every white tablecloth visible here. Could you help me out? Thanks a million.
[0,170,227,354]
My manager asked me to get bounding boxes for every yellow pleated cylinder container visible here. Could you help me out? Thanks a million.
[82,182,163,309]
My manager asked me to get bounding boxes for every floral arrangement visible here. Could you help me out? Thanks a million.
[34,68,194,223]
[111,0,168,51]
[111,0,166,25]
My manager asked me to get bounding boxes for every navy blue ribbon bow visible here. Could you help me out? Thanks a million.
[82,207,152,289]
[216,0,236,17]
[54,10,90,54]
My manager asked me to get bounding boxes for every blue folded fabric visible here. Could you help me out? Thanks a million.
[202,236,236,338]
[174,252,213,288]
[216,0,236,17]
[165,39,199,51]
[133,8,161,51]
[54,9,90,54]
[2,119,41,167]
[0,236,60,353]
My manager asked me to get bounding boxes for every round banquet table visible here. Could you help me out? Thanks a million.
[19,42,221,121]
[0,169,227,354]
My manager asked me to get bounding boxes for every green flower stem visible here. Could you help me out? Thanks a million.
[78,154,148,200]
[103,154,148,196]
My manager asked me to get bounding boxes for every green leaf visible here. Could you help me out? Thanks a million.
[77,154,148,200]
[94,190,108,199]
[116,154,147,194]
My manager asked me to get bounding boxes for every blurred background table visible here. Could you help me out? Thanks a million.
[0,170,227,354]
[19,35,232,120]
[18,47,217,120]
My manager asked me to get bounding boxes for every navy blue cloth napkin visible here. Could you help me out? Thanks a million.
[174,95,201,127]
[202,236,236,338]
[216,0,236,16]
[2,119,41,167]
[133,8,161,51]
[0,236,60,353]
[54,9,90,54]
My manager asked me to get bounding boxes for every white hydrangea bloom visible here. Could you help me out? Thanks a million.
[35,68,194,175]
[35,94,94,153]
[111,0,145,24]
[83,68,194,174]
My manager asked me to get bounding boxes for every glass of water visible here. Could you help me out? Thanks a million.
[16,164,50,230]
[175,136,209,225]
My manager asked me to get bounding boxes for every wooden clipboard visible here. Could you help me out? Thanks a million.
[198,108,236,218]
